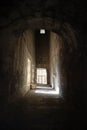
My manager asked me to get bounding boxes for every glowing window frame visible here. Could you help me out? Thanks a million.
[36,68,47,84]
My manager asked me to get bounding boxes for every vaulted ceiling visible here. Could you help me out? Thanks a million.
[0,0,86,31]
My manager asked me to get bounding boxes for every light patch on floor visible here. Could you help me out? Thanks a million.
[35,86,59,95]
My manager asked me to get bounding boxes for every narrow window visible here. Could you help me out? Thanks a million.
[40,29,45,34]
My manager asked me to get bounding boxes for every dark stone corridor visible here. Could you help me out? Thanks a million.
[0,0,86,129]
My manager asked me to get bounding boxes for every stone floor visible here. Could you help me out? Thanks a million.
[0,86,84,130]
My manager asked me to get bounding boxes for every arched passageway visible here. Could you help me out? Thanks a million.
[0,17,78,102]
[0,0,86,129]
[0,17,83,130]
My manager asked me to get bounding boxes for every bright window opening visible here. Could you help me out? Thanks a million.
[37,68,47,84]
[40,29,45,34]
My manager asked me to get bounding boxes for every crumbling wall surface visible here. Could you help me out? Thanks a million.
[0,28,35,102]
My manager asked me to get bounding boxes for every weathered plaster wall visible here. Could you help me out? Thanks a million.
[0,28,35,102]
[13,30,35,96]
[50,25,79,102]
[50,32,62,94]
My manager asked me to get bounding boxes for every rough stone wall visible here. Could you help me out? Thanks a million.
[0,28,35,102]
[0,28,18,103]
[59,23,80,105]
